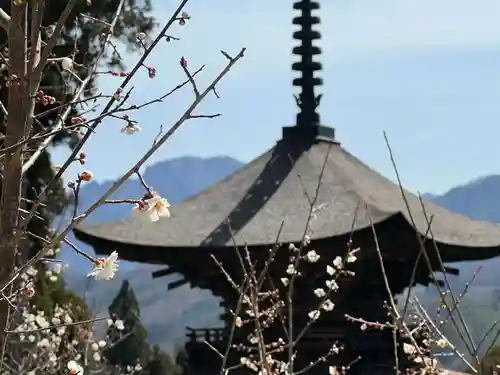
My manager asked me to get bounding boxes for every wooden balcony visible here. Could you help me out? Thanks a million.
[184,325,400,350]
[186,326,228,343]
[183,326,413,373]
[184,327,227,369]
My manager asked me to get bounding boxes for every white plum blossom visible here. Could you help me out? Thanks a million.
[326,265,335,276]
[333,256,342,268]
[25,313,35,323]
[325,279,339,291]
[13,301,112,374]
[132,195,170,222]
[308,310,321,320]
[286,264,296,275]
[67,360,84,374]
[281,277,289,286]
[313,288,325,298]
[403,343,417,355]
[35,314,49,328]
[346,253,357,263]
[106,318,125,331]
[121,123,141,134]
[26,266,38,277]
[115,319,125,331]
[61,57,74,71]
[321,299,335,311]
[240,357,259,372]
[305,250,320,263]
[302,234,311,246]
[87,251,119,280]
[37,338,50,348]
[52,263,62,274]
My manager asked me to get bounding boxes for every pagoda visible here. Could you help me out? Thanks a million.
[74,1,500,374]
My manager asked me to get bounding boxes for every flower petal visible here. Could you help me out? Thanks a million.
[148,209,160,222]
[158,206,171,218]
[86,269,99,278]
[146,196,161,206]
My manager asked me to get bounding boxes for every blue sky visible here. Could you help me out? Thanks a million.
[52,0,500,195]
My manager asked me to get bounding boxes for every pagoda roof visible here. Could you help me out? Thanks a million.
[74,135,500,259]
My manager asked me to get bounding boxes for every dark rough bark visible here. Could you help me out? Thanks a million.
[0,1,29,351]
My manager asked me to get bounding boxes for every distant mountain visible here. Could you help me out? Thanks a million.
[432,175,500,222]
[62,159,500,361]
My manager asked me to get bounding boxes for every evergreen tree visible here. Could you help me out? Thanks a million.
[105,280,150,367]
[174,347,189,374]
[104,280,181,375]
[143,345,178,375]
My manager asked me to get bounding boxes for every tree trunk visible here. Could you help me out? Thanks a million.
[0,1,28,351]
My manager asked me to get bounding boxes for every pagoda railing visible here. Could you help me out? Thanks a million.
[185,326,393,346]
[183,325,415,371]
[185,326,407,341]
[186,326,228,344]
[184,325,422,353]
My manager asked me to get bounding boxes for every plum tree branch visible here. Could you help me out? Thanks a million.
[0,8,10,37]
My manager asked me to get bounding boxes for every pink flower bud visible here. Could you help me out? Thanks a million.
[79,170,93,182]
[180,57,187,68]
[71,116,85,124]
[147,67,156,79]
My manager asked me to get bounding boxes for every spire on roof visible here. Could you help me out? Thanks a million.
[284,0,336,143]
[292,0,322,127]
